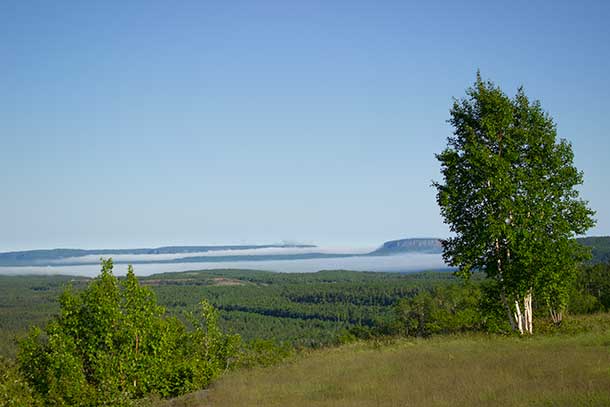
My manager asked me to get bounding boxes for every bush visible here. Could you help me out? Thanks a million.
[0,356,42,406]
[17,259,240,406]
[235,339,294,368]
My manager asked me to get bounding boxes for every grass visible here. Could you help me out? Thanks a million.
[198,330,610,407]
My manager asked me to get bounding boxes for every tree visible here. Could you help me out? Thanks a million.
[434,73,595,334]
[18,259,240,405]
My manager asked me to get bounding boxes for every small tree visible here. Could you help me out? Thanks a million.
[18,259,240,405]
[434,73,595,334]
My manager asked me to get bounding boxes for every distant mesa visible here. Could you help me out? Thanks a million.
[369,236,610,262]
[369,238,443,255]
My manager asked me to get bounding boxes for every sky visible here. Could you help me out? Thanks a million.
[1,0,609,251]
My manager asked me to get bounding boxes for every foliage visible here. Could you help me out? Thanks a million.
[1,270,457,359]
[577,236,610,264]
[395,283,482,336]
[568,261,610,313]
[477,279,513,333]
[17,259,239,405]
[0,356,42,407]
[149,269,457,348]
[4,261,610,376]
[0,275,89,359]
[534,311,610,335]
[235,339,294,369]
[434,72,595,331]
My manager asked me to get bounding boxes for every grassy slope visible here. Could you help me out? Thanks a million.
[199,324,610,407]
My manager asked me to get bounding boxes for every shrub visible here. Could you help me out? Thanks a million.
[17,259,239,405]
[0,356,42,407]
[235,339,294,368]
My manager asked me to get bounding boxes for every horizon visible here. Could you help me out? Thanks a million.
[1,233,608,254]
[1,236,444,253]
[0,237,449,276]
[2,1,609,252]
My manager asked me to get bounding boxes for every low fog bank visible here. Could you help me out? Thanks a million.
[0,253,447,277]
[50,245,376,265]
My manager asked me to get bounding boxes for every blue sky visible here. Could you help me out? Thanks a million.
[1,0,609,251]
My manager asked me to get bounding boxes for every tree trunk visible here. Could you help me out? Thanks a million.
[550,308,563,325]
[524,290,533,334]
[496,239,518,331]
[513,291,533,335]
[501,290,517,331]
[513,300,524,334]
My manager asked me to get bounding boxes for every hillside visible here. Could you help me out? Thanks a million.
[368,238,443,255]
[172,317,610,407]
[578,236,610,264]
[367,236,610,261]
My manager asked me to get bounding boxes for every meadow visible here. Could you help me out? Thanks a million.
[156,318,610,407]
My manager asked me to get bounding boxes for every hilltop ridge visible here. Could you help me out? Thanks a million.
[369,238,443,255]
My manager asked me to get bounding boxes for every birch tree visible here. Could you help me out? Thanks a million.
[434,73,595,334]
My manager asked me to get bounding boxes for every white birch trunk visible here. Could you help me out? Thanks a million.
[513,300,524,335]
[513,291,533,335]
[523,289,534,335]
[550,308,563,325]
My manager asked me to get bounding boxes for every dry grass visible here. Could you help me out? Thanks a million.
[203,333,610,407]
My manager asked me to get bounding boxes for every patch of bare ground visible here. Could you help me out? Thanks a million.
[142,277,247,287]
[141,278,197,286]
[209,277,247,286]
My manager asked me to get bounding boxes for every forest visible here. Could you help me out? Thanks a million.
[2,256,609,357]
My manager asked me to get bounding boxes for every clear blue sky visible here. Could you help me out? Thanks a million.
[1,0,609,251]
